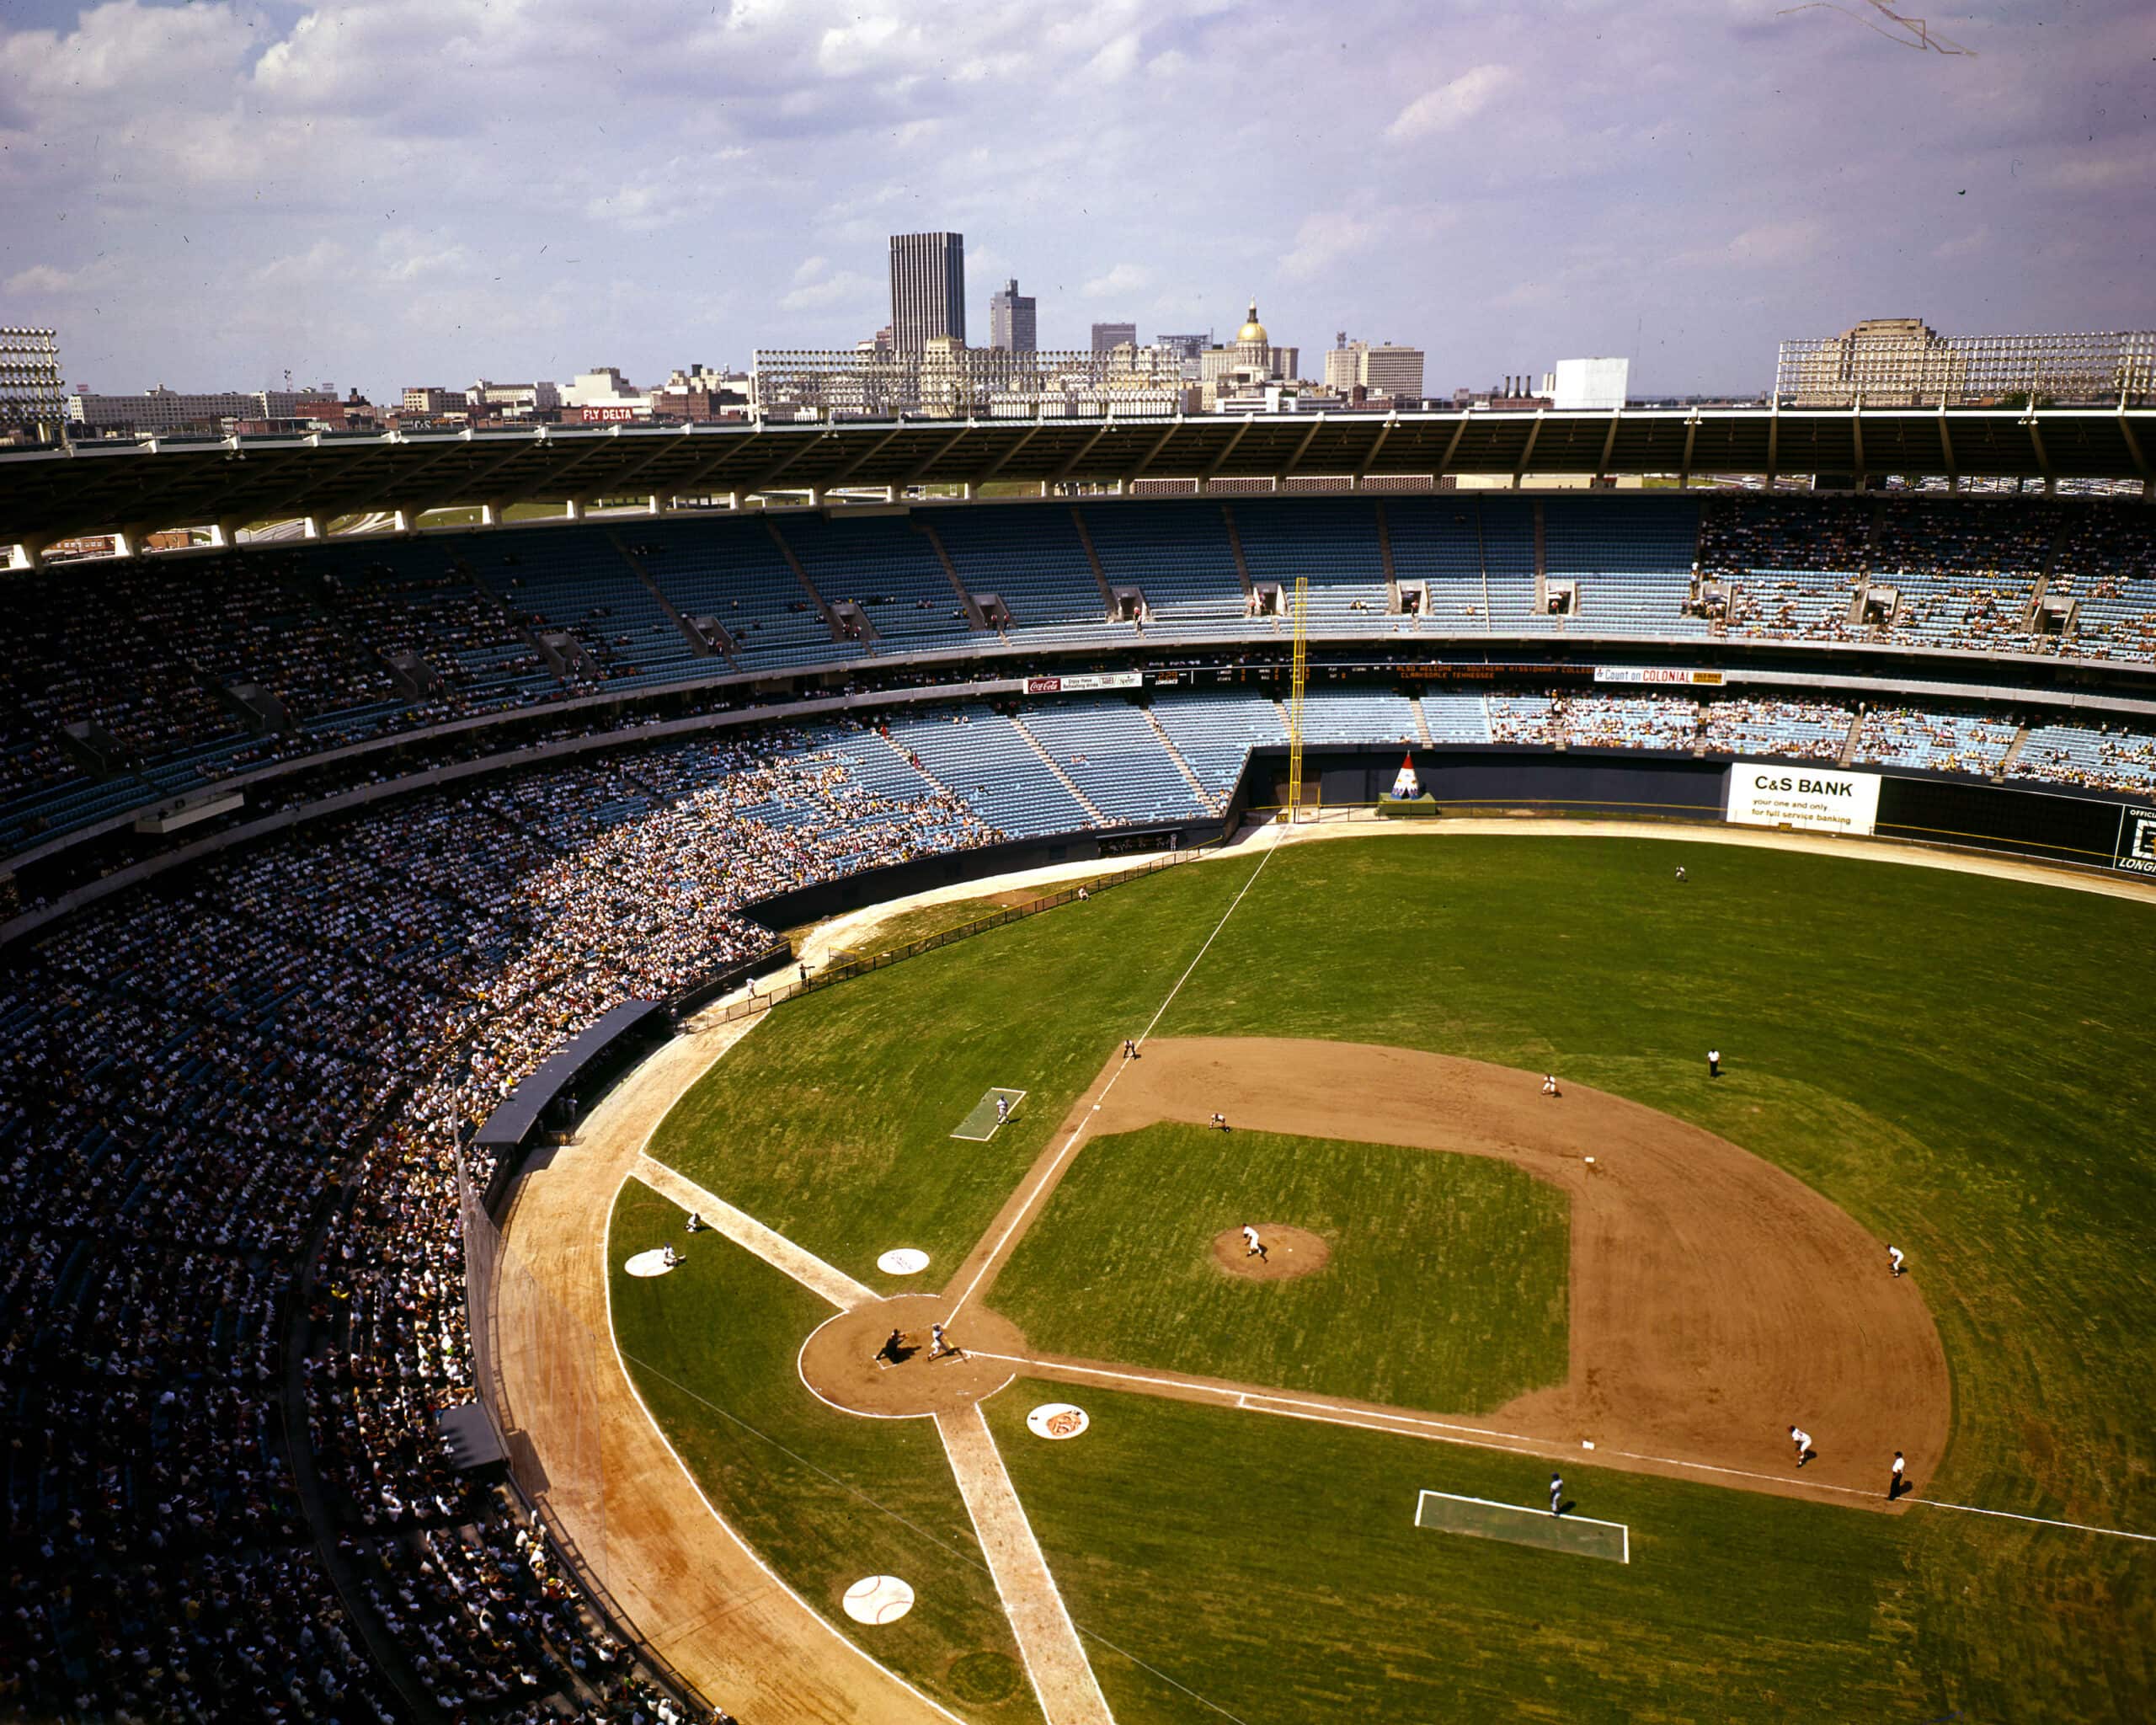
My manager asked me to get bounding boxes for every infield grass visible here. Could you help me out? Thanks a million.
[647,856,1257,1290]
[993,1121,1568,1411]
[607,1180,1042,1724]
[637,830,2156,1719]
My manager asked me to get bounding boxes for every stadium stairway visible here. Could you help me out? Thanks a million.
[1010,713,1109,823]
[878,727,949,793]
[1143,706,1222,814]
[1412,694,1435,746]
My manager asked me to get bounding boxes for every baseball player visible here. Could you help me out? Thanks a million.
[1540,1073,1560,1097]
[1889,1450,1907,1500]
[1549,1473,1563,1518]
[1674,865,1687,882]
[1123,1038,1139,1060]
[1210,1112,1229,1131]
[1888,1244,1905,1277]
[1707,1048,1721,1079]
[1790,1425,1812,1467]
[1241,1225,1267,1261]
[995,1095,1010,1125]
[661,1245,681,1268]
[686,1211,702,1234]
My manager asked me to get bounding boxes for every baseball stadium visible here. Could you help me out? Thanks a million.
[3,411,2154,1725]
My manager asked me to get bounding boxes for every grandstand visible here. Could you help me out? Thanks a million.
[5,456,2156,1724]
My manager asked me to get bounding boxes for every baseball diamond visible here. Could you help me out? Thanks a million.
[483,825,2156,1724]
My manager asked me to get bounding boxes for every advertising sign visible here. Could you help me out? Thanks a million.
[1594,667,1726,686]
[1024,672,1142,694]
[1725,763,1882,836]
[2116,805,2156,876]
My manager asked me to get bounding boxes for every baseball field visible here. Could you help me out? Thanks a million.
[601,830,2156,1722]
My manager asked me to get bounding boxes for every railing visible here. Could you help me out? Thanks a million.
[700,839,1203,1027]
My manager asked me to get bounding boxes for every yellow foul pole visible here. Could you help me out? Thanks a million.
[1285,574,1308,821]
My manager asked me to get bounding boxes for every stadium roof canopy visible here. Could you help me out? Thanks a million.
[3,404,2152,555]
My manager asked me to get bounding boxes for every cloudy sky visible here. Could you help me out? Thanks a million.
[3,0,2150,399]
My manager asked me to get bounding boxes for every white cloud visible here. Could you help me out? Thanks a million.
[1932,225,1991,261]
[1282,210,1381,281]
[1386,64,1517,142]
[780,268,878,312]
[6,263,79,295]
[1081,262,1152,298]
[1723,218,1825,267]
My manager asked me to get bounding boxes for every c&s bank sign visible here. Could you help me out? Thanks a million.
[1725,765,1883,836]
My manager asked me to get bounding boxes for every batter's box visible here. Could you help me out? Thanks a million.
[1414,1488,1630,1563]
[951,1087,1027,1140]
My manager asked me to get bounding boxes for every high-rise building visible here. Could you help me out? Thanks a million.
[1155,333,1210,361]
[1324,333,1424,400]
[1325,333,1361,395]
[989,279,1037,352]
[1,327,65,442]
[1091,322,1138,354]
[889,232,966,353]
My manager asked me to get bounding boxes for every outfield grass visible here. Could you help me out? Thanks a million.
[633,832,2156,1717]
[992,1122,1568,1411]
[606,1181,1042,1722]
[982,1377,2048,1723]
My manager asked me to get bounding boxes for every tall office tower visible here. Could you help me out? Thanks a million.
[989,279,1037,352]
[889,232,967,352]
[1091,322,1138,354]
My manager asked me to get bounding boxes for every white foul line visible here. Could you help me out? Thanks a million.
[937,1404,1116,1725]
[979,1356,2156,1546]
[945,836,1282,1324]
[632,1153,877,1311]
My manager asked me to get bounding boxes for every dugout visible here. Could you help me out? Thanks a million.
[472,999,673,1213]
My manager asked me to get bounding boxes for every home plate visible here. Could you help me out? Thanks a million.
[623,1249,675,1278]
[1027,1403,1090,1440]
[842,1575,915,1625]
[878,1248,931,1275]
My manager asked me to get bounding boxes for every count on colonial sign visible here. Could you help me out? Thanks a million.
[1724,765,1882,836]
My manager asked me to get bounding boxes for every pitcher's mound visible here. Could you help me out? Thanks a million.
[1212,1226,1330,1281]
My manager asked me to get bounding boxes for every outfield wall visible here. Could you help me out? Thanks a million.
[1235,745,2155,875]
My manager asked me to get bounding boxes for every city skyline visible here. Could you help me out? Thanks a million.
[2,0,2150,400]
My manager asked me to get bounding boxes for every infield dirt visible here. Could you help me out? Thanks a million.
[1009,1035,1955,1506]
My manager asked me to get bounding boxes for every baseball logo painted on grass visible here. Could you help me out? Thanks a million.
[842,1574,915,1625]
[877,1247,931,1275]
[1027,1402,1090,1440]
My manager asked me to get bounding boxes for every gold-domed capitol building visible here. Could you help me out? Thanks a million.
[1202,297,1299,406]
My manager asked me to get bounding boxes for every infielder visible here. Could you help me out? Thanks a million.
[1540,1073,1560,1097]
[1790,1425,1812,1467]
[1242,1225,1267,1261]
[1889,1450,1907,1500]
[1210,1112,1229,1131]
[1549,1473,1563,1518]
[1888,1244,1905,1277]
